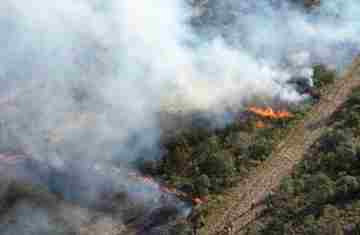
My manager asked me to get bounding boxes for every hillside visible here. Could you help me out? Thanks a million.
[245,71,360,235]
[196,58,360,234]
[0,1,360,235]
[0,58,355,235]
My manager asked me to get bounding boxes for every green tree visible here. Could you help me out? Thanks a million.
[336,175,359,196]
[280,177,295,195]
[312,64,336,89]
[201,150,235,178]
[247,137,272,161]
[303,215,320,235]
[170,222,193,235]
[317,130,349,154]
[195,174,211,196]
[306,173,335,203]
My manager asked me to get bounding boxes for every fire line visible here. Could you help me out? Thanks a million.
[248,107,293,119]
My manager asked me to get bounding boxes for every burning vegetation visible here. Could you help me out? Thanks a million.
[255,120,267,129]
[128,172,206,205]
[246,86,360,235]
[0,0,356,234]
[0,60,333,234]
[248,107,293,119]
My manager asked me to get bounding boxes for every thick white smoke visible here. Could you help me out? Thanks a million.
[1,1,360,112]
[0,0,359,225]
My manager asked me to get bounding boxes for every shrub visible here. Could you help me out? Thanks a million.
[200,150,235,178]
[305,173,335,203]
[317,129,349,154]
[247,137,272,161]
[170,222,193,235]
[336,175,359,196]
[312,64,336,89]
[303,215,320,235]
[194,174,211,196]
[347,87,360,106]
[280,177,295,195]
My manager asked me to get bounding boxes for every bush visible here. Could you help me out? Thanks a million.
[247,86,360,235]
[336,175,359,196]
[312,64,336,89]
[317,129,349,154]
[170,222,193,235]
[303,215,320,235]
[305,173,335,203]
[347,87,360,106]
[194,174,211,196]
[280,177,295,195]
[247,137,272,161]
[205,151,235,178]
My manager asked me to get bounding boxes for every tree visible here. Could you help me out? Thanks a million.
[280,177,295,195]
[247,137,272,161]
[306,173,335,203]
[195,174,211,196]
[170,222,193,235]
[312,64,336,89]
[199,150,235,190]
[317,129,351,154]
[351,223,360,235]
[245,222,265,235]
[336,175,359,196]
[170,146,191,175]
[201,150,235,178]
[347,87,360,106]
[303,215,320,235]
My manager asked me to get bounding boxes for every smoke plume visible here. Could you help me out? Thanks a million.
[0,0,359,231]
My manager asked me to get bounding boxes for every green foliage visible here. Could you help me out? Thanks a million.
[336,175,359,195]
[312,64,336,89]
[170,222,193,235]
[303,215,320,235]
[280,177,295,195]
[332,86,360,135]
[195,174,211,196]
[156,117,286,197]
[200,150,235,178]
[248,87,360,235]
[247,137,272,161]
[245,222,266,235]
[316,129,350,154]
[305,173,335,203]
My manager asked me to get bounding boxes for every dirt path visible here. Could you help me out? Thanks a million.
[199,57,360,235]
[2,59,360,235]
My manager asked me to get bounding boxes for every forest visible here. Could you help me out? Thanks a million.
[245,86,360,235]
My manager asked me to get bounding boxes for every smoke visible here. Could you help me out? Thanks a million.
[0,189,127,235]
[0,0,360,232]
[0,201,55,235]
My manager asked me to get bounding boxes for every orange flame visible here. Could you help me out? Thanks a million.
[255,121,266,128]
[128,172,205,205]
[249,107,293,119]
